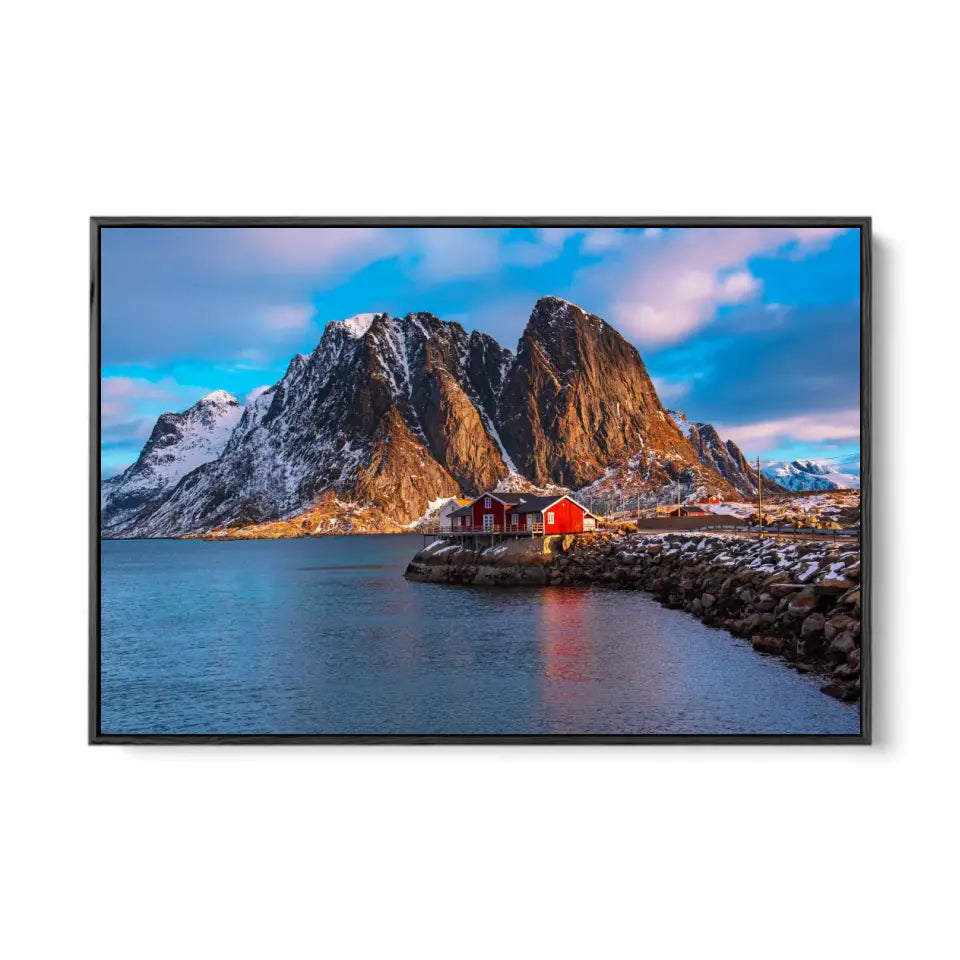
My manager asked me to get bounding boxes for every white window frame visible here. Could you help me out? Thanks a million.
[546,511,555,525]
[483,513,494,531]
[484,496,492,508]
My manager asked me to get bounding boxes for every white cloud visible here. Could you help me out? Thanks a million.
[231,227,401,277]
[652,376,692,402]
[582,226,849,346]
[504,228,579,267]
[581,228,629,253]
[538,227,579,246]
[717,269,761,301]
[244,385,272,405]
[259,303,317,337]
[412,227,503,281]
[714,408,860,454]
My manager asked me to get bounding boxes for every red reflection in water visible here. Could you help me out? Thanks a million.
[538,588,594,683]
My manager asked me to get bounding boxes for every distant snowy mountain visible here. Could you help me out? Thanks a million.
[762,458,861,491]
[101,390,243,533]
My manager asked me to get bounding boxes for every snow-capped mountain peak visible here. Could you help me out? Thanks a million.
[101,391,243,531]
[200,389,236,405]
[336,313,379,339]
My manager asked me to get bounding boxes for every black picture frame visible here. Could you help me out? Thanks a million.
[90,216,871,745]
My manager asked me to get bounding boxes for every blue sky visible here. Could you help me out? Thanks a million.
[101,226,861,476]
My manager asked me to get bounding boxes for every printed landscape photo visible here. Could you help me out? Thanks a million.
[95,221,866,740]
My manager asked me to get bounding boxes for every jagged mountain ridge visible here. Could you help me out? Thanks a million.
[667,410,784,498]
[101,297,777,537]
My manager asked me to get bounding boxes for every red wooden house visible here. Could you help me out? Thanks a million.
[448,492,597,536]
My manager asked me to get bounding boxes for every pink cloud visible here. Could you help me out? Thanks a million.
[714,408,860,453]
[100,376,216,427]
[101,376,175,402]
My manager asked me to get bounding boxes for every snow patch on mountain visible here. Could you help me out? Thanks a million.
[666,409,693,438]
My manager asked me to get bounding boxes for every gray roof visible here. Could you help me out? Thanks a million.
[512,495,564,514]
[449,505,474,517]
[489,492,526,504]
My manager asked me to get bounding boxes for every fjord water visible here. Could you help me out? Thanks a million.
[100,535,859,736]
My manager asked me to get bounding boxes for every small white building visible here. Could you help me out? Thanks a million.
[437,497,473,531]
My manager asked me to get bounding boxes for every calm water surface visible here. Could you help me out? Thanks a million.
[101,535,859,735]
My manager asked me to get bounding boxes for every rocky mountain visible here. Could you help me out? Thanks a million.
[101,390,242,533]
[762,458,861,491]
[101,297,783,538]
[667,410,785,497]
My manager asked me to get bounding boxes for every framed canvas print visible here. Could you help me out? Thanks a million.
[91,217,870,743]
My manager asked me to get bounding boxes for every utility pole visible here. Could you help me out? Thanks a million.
[676,477,681,514]
[756,455,764,539]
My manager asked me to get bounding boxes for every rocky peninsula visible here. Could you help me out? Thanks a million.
[405,532,863,702]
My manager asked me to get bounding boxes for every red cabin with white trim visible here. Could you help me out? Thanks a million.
[448,492,597,535]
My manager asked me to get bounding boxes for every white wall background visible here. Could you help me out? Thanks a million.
[2,2,955,958]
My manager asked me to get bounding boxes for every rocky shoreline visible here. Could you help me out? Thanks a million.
[405,532,862,703]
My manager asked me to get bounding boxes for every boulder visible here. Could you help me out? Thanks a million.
[701,593,716,610]
[827,630,857,662]
[788,589,819,616]
[646,543,662,556]
[833,661,860,681]
[824,614,855,642]
[798,633,824,659]
[756,593,777,612]
[751,635,783,655]
[801,612,826,637]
